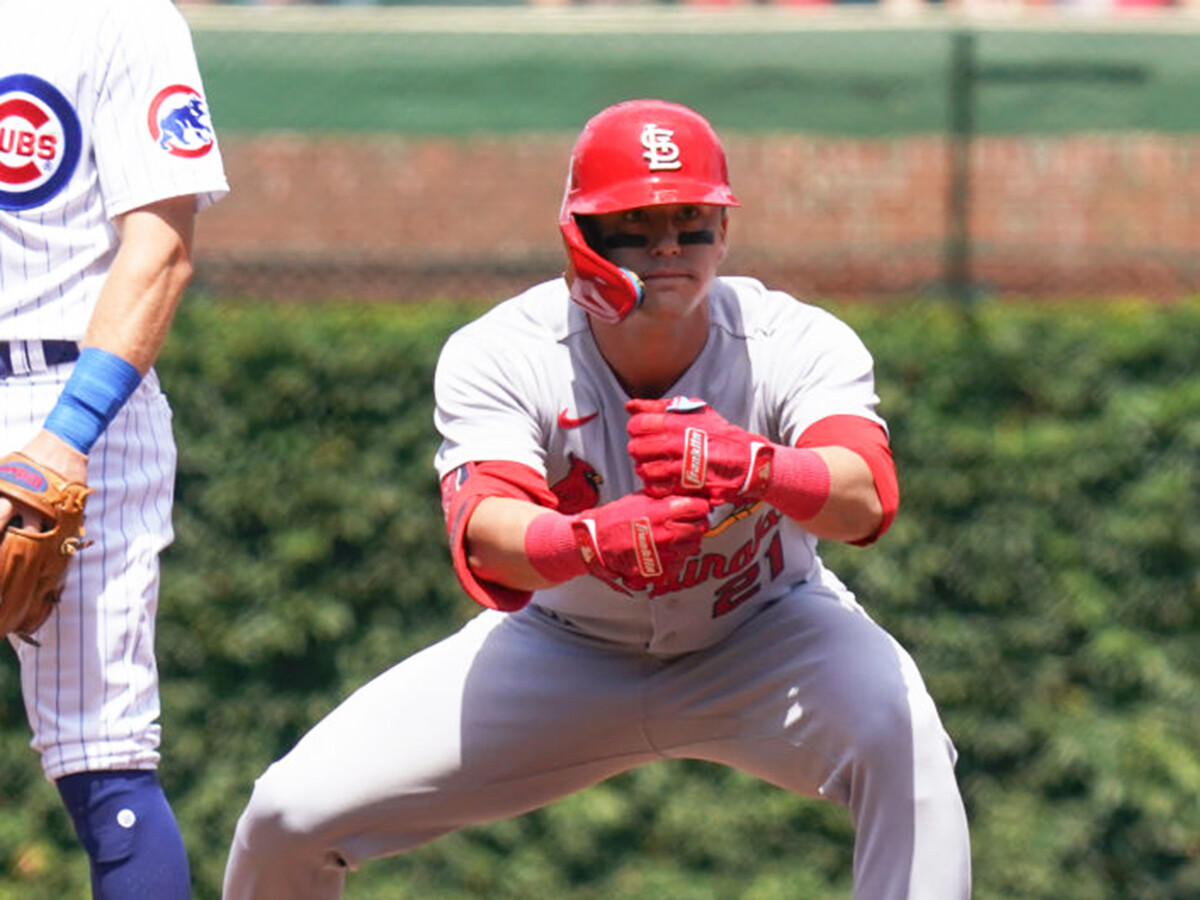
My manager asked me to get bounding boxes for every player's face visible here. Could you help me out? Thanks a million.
[591,203,728,316]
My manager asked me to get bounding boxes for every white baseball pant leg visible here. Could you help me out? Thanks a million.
[648,588,971,900]
[223,588,969,900]
[3,367,176,780]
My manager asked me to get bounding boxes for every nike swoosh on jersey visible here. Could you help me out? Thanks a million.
[558,409,599,429]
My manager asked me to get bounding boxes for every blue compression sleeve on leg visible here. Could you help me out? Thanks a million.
[56,770,191,900]
[43,348,143,454]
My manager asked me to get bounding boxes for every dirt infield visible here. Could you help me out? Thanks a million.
[194,132,1200,302]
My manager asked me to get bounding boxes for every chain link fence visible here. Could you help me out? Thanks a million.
[182,4,1200,303]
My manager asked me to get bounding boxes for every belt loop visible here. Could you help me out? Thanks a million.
[0,340,80,378]
[9,341,30,376]
[26,340,47,373]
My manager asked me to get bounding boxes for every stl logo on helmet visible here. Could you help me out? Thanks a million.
[147,84,216,159]
[0,74,81,212]
[640,123,682,171]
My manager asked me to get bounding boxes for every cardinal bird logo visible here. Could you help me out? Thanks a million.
[551,453,602,514]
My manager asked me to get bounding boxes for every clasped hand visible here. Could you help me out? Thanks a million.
[567,398,774,589]
[625,397,774,505]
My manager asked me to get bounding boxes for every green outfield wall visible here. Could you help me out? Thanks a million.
[182,7,1200,302]
[188,8,1200,136]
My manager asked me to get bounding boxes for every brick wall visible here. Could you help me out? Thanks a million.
[194,133,1200,301]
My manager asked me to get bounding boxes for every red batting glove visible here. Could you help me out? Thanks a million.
[626,397,775,505]
[526,493,710,591]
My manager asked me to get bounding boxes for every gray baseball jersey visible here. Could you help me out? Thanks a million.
[434,275,886,654]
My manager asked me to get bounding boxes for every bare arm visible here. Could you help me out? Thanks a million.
[464,496,557,592]
[1,195,197,526]
[805,446,884,544]
[83,194,197,374]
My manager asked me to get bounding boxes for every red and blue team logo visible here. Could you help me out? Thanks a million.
[147,84,216,159]
[0,460,48,494]
[0,74,81,212]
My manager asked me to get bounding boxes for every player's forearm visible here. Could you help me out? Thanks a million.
[797,447,884,543]
[39,197,196,459]
[83,196,197,373]
[465,496,560,591]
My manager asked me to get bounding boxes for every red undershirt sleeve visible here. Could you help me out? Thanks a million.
[440,460,559,611]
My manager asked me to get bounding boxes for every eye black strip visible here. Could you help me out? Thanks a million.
[602,230,715,248]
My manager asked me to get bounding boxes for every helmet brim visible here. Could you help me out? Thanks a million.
[563,177,740,218]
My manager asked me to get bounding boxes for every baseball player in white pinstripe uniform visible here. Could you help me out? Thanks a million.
[0,1,227,896]
[223,100,969,900]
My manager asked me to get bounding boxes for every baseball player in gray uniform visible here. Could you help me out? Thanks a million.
[223,100,970,900]
[0,1,227,897]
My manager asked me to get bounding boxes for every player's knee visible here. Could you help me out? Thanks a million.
[850,693,911,765]
[850,678,948,773]
[235,762,331,862]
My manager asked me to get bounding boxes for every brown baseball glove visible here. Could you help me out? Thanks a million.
[0,452,92,644]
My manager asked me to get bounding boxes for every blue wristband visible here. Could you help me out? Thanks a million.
[43,348,143,454]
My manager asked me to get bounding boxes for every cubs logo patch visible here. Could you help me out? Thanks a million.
[0,461,47,494]
[0,74,81,211]
[147,84,216,159]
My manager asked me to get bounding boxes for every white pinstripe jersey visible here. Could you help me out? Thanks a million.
[0,0,227,781]
[434,277,886,656]
[0,0,228,340]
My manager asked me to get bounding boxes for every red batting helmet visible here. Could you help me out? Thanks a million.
[559,100,740,324]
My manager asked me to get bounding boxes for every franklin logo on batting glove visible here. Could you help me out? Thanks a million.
[682,428,707,490]
[632,518,664,579]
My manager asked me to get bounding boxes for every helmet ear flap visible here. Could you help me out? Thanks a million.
[560,216,644,325]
